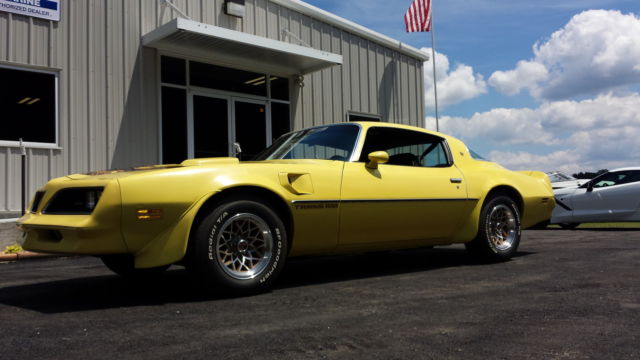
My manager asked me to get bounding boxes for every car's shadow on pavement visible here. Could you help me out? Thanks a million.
[0,248,533,314]
[536,227,640,231]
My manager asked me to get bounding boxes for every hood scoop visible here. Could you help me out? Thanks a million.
[181,157,240,167]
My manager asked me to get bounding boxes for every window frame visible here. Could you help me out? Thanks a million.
[0,63,60,149]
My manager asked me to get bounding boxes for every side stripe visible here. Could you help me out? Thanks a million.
[291,198,479,205]
[554,197,573,211]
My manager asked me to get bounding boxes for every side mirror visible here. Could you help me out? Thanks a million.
[587,182,594,192]
[366,151,389,169]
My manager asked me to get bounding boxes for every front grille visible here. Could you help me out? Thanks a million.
[30,191,45,213]
[43,187,104,215]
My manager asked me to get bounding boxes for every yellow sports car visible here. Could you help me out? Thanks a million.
[18,122,554,292]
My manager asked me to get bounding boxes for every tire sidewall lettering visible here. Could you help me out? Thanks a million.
[207,211,228,261]
[259,226,283,284]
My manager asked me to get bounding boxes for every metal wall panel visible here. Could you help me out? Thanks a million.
[0,0,424,213]
[0,12,8,61]
[10,16,29,63]
[265,1,279,41]
[319,24,332,123]
[330,26,343,123]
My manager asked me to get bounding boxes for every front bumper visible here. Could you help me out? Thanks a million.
[17,177,128,255]
[18,213,127,255]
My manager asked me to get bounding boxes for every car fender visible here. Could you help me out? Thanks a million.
[132,190,216,268]
[118,166,291,268]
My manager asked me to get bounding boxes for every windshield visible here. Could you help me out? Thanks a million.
[546,172,576,182]
[254,124,360,161]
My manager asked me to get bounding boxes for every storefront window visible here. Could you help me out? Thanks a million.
[189,61,267,97]
[161,56,186,85]
[0,66,57,145]
[160,57,291,163]
[348,112,381,122]
[161,87,187,164]
[270,77,289,101]
[271,102,291,141]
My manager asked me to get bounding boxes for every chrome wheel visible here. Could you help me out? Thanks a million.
[215,213,273,280]
[487,204,517,251]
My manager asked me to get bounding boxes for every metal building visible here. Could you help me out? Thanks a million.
[0,0,427,217]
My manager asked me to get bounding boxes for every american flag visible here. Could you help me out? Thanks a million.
[404,0,432,32]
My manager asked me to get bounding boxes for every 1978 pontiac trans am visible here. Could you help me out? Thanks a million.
[19,122,555,292]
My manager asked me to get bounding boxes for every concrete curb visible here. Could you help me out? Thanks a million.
[0,251,59,262]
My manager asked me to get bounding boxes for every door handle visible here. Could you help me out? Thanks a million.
[450,178,462,184]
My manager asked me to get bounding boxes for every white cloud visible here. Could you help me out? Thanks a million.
[422,48,487,109]
[489,10,640,100]
[488,150,584,175]
[489,61,549,96]
[438,107,557,146]
[433,93,640,172]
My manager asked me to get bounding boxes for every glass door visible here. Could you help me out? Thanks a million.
[233,99,268,161]
[188,93,269,160]
[190,94,231,158]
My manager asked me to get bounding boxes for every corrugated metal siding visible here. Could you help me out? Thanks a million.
[0,0,424,213]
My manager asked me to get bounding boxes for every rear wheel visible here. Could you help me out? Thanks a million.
[466,195,521,261]
[189,200,287,293]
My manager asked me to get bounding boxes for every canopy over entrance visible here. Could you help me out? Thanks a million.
[143,18,343,76]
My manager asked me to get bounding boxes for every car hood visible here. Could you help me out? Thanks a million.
[553,186,580,196]
[65,158,241,180]
[551,179,588,189]
[63,157,336,181]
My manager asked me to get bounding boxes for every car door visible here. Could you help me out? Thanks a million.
[569,170,640,222]
[338,127,472,248]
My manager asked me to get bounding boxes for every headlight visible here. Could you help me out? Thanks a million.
[43,187,104,214]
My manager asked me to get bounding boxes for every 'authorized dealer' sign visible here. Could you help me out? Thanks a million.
[0,0,59,22]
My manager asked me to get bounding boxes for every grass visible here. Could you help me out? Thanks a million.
[548,222,640,229]
[3,245,23,254]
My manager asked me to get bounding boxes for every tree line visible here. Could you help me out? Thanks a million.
[572,169,608,179]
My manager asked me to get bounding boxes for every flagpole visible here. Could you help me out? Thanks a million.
[429,6,439,132]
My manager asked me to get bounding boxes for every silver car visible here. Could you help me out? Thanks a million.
[545,171,588,189]
[551,168,640,228]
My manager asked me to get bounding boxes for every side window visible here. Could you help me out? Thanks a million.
[359,127,451,167]
[592,170,639,188]
[627,171,640,184]
[0,66,58,146]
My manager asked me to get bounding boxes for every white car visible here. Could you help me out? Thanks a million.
[545,171,588,189]
[551,167,640,228]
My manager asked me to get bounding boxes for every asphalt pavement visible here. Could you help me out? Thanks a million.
[0,228,638,359]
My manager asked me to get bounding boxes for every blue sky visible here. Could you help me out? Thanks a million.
[306,0,640,173]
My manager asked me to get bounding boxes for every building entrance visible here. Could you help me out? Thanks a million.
[160,56,291,164]
[190,94,268,160]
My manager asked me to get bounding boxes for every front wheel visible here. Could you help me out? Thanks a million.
[466,195,521,261]
[190,200,288,293]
